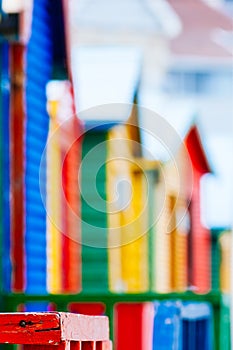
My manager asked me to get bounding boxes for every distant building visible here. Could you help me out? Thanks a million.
[163,0,233,135]
[158,0,233,228]
[70,0,181,90]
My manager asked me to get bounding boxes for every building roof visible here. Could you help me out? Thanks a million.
[74,0,162,33]
[73,0,182,37]
[167,0,233,59]
[71,46,141,126]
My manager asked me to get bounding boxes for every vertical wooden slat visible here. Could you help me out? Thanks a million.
[219,231,231,293]
[46,103,62,294]
[107,128,126,293]
[82,342,95,350]
[107,125,149,293]
[9,43,25,292]
[0,42,11,292]
[154,187,172,293]
[96,342,112,350]
[25,0,52,294]
[115,303,145,350]
[70,341,81,350]
[185,127,211,293]
[46,81,82,294]
[81,130,108,293]
[60,86,82,293]
[121,169,149,292]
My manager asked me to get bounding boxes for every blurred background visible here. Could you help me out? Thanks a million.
[0,0,232,349]
[70,0,233,229]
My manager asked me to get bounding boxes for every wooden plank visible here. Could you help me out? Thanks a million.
[0,312,110,345]
[60,313,109,341]
[10,42,26,292]
[0,312,61,345]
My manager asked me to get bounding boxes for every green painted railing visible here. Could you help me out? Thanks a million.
[0,291,224,350]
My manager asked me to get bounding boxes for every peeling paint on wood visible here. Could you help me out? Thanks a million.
[0,312,111,347]
[60,313,109,341]
[0,312,61,344]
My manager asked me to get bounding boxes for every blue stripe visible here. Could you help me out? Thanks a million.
[182,302,213,350]
[153,301,182,350]
[25,0,53,294]
[0,43,11,292]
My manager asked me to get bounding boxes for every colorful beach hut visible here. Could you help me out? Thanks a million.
[24,0,71,295]
[72,47,151,293]
[107,112,159,293]
[140,96,212,293]
[46,81,82,294]
[0,0,80,297]
[0,2,28,293]
[185,123,212,293]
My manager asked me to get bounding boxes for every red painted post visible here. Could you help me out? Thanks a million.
[9,42,26,292]
[0,312,112,349]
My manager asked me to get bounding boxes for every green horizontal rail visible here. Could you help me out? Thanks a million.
[0,291,223,350]
[0,290,221,305]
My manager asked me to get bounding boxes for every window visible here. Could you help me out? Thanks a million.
[162,69,232,96]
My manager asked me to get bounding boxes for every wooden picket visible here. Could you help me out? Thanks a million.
[0,312,112,350]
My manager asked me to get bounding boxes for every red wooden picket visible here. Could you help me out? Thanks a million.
[0,312,112,349]
[10,43,26,292]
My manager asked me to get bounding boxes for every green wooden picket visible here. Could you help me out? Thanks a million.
[81,130,109,293]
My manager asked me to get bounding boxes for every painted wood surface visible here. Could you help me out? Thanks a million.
[188,169,211,293]
[0,312,61,344]
[59,84,82,293]
[153,144,191,293]
[46,101,62,294]
[46,81,82,294]
[9,43,26,292]
[107,124,150,293]
[107,126,132,292]
[0,42,11,292]
[115,303,152,350]
[25,0,52,293]
[121,167,149,292]
[185,127,211,293]
[0,312,110,345]
[153,182,172,292]
[219,231,231,293]
[171,198,189,292]
[81,130,108,293]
